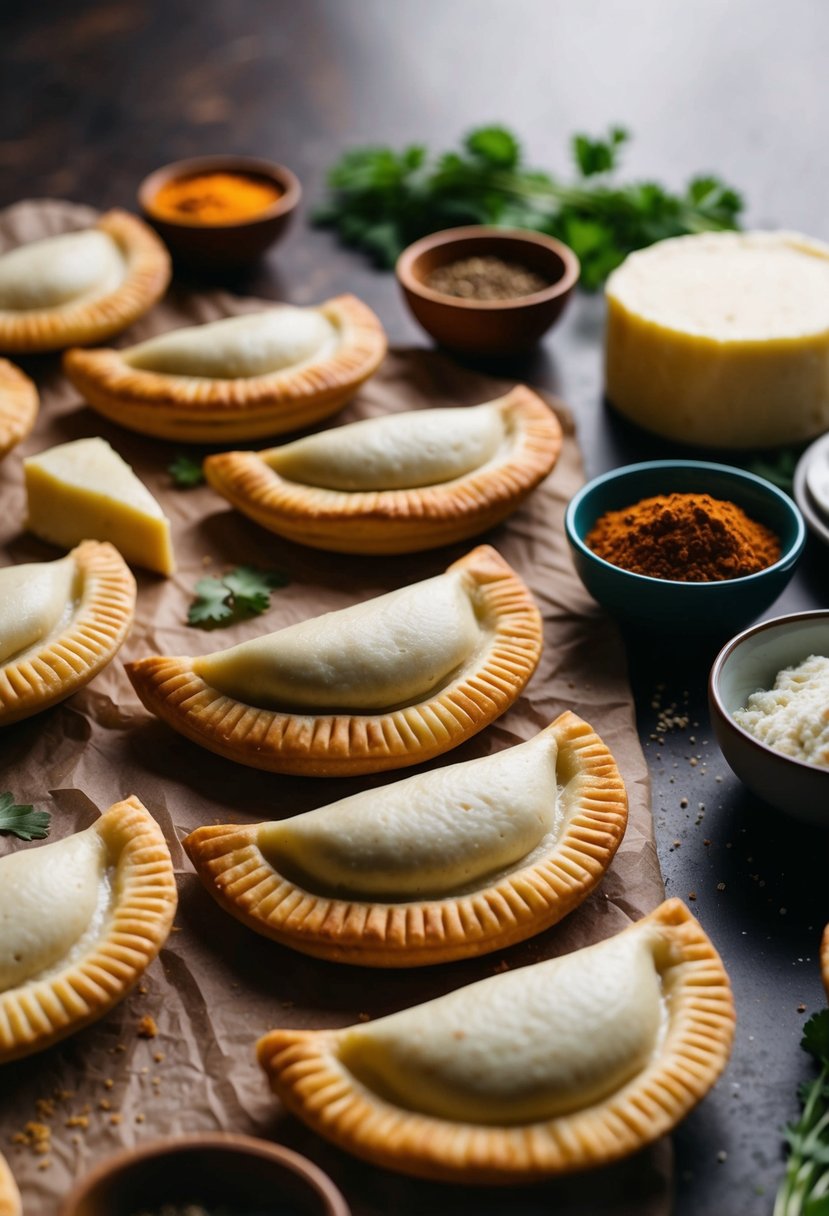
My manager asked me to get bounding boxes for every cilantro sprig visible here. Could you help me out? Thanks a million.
[168,454,206,489]
[315,124,744,289]
[775,1009,829,1216]
[187,566,289,629]
[0,792,51,841]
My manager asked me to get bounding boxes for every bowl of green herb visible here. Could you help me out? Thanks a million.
[396,225,580,354]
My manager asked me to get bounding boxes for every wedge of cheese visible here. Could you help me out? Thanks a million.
[605,231,829,448]
[25,437,175,576]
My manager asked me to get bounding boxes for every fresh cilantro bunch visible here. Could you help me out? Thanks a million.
[188,565,289,628]
[775,1009,829,1216]
[0,792,50,840]
[315,124,743,288]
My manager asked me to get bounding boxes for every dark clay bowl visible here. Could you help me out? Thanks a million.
[58,1133,351,1216]
[138,155,301,269]
[396,226,580,356]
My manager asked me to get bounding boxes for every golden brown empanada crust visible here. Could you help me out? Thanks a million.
[821,924,829,1000]
[62,295,387,442]
[126,545,542,777]
[0,540,136,727]
[0,210,170,354]
[0,796,177,1064]
[0,359,38,459]
[183,711,627,966]
[257,899,735,1184]
[203,386,563,554]
[0,1152,20,1216]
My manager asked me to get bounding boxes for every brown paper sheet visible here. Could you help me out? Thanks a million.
[0,201,668,1215]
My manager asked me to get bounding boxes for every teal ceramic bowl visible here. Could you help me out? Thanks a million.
[564,460,806,635]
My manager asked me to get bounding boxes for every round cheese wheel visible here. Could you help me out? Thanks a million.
[604,231,829,448]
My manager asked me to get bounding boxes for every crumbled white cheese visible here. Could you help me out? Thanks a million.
[733,654,829,767]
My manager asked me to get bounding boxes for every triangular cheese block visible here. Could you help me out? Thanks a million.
[24,437,175,575]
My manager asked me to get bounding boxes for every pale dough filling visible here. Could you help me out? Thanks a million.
[0,555,77,665]
[609,231,829,341]
[0,827,109,990]
[0,230,125,312]
[258,731,559,898]
[339,929,664,1124]
[124,308,339,379]
[265,402,507,491]
[194,570,483,712]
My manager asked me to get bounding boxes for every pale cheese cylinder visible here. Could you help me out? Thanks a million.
[604,231,829,449]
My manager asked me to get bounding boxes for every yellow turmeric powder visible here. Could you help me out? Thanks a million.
[150,172,283,225]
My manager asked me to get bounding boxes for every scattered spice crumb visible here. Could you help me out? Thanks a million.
[115,1044,127,1053]
[135,1113,145,1124]
[798,1004,807,1013]
[680,798,688,808]
[104,1079,114,1090]
[717,1151,728,1163]
[99,1099,112,1111]
[153,1051,165,1063]
[137,1015,158,1039]
[35,1098,55,1120]
[65,1114,89,1130]
[689,892,697,901]
[137,984,148,996]
[37,1158,51,1171]
[109,1114,122,1126]
[357,1012,371,1023]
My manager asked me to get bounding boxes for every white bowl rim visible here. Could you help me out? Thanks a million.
[709,608,829,779]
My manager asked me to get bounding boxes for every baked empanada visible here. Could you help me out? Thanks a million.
[0,210,170,353]
[258,899,734,1183]
[63,295,387,442]
[126,545,541,776]
[0,541,135,727]
[184,711,626,965]
[203,386,562,554]
[0,796,177,1063]
[0,359,37,459]
[0,1153,19,1216]
[821,924,829,999]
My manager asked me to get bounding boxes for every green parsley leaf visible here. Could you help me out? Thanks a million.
[0,792,51,841]
[187,566,290,629]
[804,1011,829,1071]
[168,454,206,489]
[315,124,744,282]
[187,577,235,626]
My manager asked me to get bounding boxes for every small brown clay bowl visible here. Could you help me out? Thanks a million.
[396,226,580,356]
[138,155,301,269]
[58,1133,351,1216]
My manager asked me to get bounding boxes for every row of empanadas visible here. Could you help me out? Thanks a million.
[257,898,735,1182]
[183,711,628,965]
[0,797,176,1064]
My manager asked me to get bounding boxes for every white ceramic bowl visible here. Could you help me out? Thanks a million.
[709,611,829,824]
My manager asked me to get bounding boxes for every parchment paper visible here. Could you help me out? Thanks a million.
[0,202,668,1216]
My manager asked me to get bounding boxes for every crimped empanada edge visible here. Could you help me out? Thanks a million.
[202,385,563,554]
[256,898,735,1183]
[0,539,136,727]
[126,544,542,777]
[0,210,170,354]
[62,294,387,441]
[0,795,177,1064]
[183,710,628,966]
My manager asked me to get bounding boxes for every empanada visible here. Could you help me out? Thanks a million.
[63,295,387,441]
[184,711,627,965]
[0,210,170,353]
[258,899,734,1182]
[0,796,177,1063]
[0,541,135,727]
[126,545,541,776]
[0,359,37,460]
[203,386,562,553]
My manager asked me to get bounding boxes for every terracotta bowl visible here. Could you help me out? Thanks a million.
[396,226,580,355]
[138,155,301,269]
[58,1133,351,1216]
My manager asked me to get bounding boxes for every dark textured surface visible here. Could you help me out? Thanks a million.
[2,1,829,1212]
